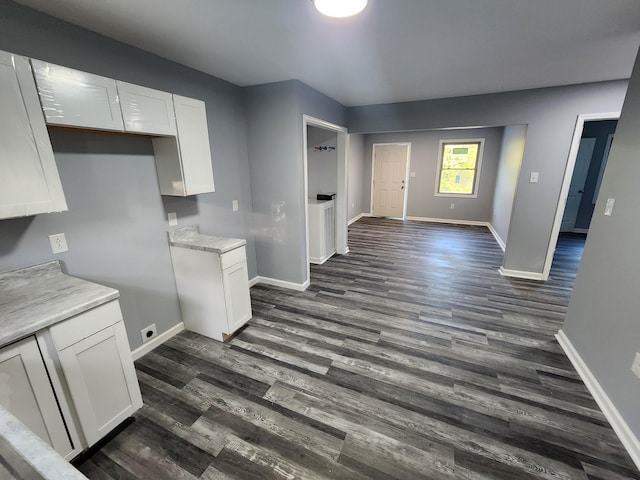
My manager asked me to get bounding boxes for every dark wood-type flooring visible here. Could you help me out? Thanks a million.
[76,219,639,479]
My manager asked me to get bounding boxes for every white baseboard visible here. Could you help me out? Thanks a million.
[348,212,372,225]
[310,251,336,265]
[131,322,185,361]
[487,224,506,252]
[498,267,545,281]
[248,276,260,287]
[252,275,309,292]
[405,216,489,227]
[556,330,640,471]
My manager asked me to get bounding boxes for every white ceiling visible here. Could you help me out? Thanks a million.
[13,0,640,106]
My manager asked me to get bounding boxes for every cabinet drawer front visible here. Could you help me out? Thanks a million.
[49,300,122,351]
[220,246,246,270]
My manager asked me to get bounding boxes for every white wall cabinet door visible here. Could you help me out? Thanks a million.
[0,337,74,458]
[56,322,142,447]
[0,51,67,219]
[116,81,177,136]
[223,260,252,333]
[153,95,215,196]
[31,59,124,132]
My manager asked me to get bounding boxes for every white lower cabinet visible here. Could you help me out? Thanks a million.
[0,336,74,458]
[170,245,252,341]
[0,299,142,458]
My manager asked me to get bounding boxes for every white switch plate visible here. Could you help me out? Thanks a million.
[632,353,640,379]
[48,233,68,254]
[168,212,177,226]
[232,200,239,212]
[529,172,539,183]
[410,172,416,178]
[604,198,615,216]
[450,203,455,210]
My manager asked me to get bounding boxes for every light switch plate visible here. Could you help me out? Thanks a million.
[529,172,539,183]
[48,233,68,254]
[410,172,416,178]
[168,212,177,226]
[232,200,239,212]
[604,198,615,216]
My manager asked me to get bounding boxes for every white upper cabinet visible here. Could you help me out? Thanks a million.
[31,59,124,132]
[153,95,215,196]
[116,81,177,136]
[0,51,67,219]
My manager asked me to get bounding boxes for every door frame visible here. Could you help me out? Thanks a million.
[542,112,619,280]
[370,142,412,219]
[302,115,348,287]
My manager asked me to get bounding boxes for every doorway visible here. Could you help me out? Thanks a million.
[302,115,348,285]
[543,113,619,279]
[370,143,411,218]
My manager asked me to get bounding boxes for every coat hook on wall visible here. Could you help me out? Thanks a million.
[314,146,336,152]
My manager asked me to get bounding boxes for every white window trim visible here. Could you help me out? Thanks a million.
[434,138,485,199]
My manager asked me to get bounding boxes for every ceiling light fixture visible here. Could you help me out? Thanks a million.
[313,0,368,18]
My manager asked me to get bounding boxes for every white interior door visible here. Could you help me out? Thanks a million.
[561,137,596,232]
[372,144,409,218]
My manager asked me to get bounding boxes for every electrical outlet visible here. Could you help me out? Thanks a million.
[632,353,640,379]
[232,200,239,212]
[48,233,68,254]
[410,172,416,178]
[141,324,157,343]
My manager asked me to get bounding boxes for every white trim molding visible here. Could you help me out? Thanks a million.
[348,212,372,225]
[252,275,310,292]
[487,223,506,252]
[498,267,544,281]
[556,330,640,471]
[131,322,185,361]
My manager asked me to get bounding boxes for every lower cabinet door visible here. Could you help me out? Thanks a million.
[0,337,73,457]
[222,260,252,333]
[57,322,143,447]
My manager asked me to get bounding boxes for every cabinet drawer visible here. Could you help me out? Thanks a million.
[49,300,122,351]
[220,246,246,270]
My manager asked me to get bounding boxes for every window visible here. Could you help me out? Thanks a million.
[435,139,484,197]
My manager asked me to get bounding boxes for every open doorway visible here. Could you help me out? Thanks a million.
[302,115,348,284]
[544,113,619,279]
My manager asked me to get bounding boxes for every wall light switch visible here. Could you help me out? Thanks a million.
[49,233,68,254]
[410,172,416,178]
[604,198,615,216]
[632,353,640,379]
[450,203,455,210]
[232,200,239,212]
[168,212,178,226]
[529,172,539,183]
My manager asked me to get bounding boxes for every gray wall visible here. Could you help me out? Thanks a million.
[362,128,504,222]
[347,134,367,221]
[307,126,337,197]
[562,47,640,441]
[574,120,618,230]
[245,80,347,285]
[348,81,628,275]
[492,125,527,246]
[0,1,255,350]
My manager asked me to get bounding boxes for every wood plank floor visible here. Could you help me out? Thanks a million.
[75,218,639,479]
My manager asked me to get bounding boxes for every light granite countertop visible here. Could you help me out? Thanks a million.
[168,225,246,254]
[0,260,119,347]
[0,404,87,480]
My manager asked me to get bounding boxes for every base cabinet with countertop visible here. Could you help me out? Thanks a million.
[0,261,142,464]
[169,225,252,341]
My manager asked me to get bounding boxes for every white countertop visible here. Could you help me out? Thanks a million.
[168,225,246,254]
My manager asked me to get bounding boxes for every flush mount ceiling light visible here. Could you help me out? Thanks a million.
[313,0,368,18]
